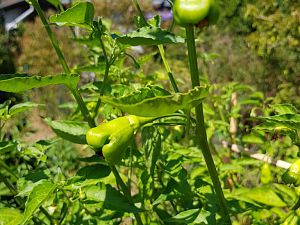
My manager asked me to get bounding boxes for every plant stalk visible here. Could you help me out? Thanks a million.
[185,24,231,224]
[111,166,143,225]
[157,45,180,93]
[30,0,95,128]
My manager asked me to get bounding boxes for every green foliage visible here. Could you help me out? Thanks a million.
[0,1,299,225]
[101,85,209,116]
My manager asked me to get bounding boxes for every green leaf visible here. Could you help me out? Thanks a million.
[101,85,209,117]
[45,119,89,144]
[77,164,111,179]
[270,104,298,115]
[21,180,56,225]
[9,102,43,116]
[114,26,184,46]
[254,121,298,143]
[82,183,144,213]
[0,141,18,154]
[49,2,94,29]
[273,183,297,205]
[260,114,300,130]
[241,187,286,207]
[0,74,79,93]
[104,185,144,213]
[0,208,23,225]
[165,209,201,223]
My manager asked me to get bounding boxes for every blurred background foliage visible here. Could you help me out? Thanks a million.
[1,0,299,110]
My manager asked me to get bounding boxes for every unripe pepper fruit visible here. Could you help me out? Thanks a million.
[86,115,153,165]
[86,115,140,165]
[172,0,220,27]
[282,159,300,186]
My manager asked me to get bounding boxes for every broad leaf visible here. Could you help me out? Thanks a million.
[21,180,56,225]
[49,2,94,29]
[0,208,23,225]
[82,183,144,213]
[101,85,209,117]
[104,185,144,213]
[9,102,43,116]
[114,26,184,46]
[0,74,79,92]
[237,187,286,207]
[45,119,89,144]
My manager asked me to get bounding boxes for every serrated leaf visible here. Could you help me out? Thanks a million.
[45,119,89,144]
[115,26,184,46]
[9,102,43,116]
[101,85,209,117]
[0,208,23,225]
[261,114,300,130]
[49,2,94,29]
[21,181,56,225]
[0,74,79,93]
[0,141,18,154]
[271,104,298,115]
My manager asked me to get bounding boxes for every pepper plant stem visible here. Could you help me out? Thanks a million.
[157,45,180,93]
[30,0,95,128]
[111,166,143,225]
[185,24,231,224]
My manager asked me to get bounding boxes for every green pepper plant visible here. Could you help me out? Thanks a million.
[0,0,299,225]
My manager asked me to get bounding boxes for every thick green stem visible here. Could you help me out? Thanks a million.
[30,0,95,127]
[185,24,231,224]
[111,166,143,225]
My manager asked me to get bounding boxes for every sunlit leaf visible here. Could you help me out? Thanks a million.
[101,85,209,117]
[49,2,94,29]
[9,102,43,116]
[45,119,89,144]
[21,181,56,225]
[114,26,184,46]
[0,208,23,225]
[0,74,79,92]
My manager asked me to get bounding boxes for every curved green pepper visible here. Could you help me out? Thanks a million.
[282,159,300,186]
[86,115,151,165]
